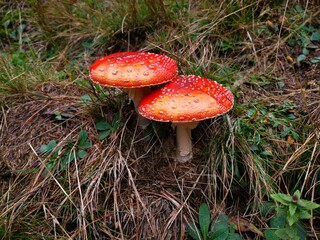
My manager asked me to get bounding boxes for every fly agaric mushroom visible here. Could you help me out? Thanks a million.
[138,75,234,162]
[89,52,178,128]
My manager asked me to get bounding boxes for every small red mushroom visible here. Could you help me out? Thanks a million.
[89,52,178,128]
[138,75,234,162]
[90,52,178,106]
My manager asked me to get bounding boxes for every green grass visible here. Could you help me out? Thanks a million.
[0,0,319,239]
[0,51,59,100]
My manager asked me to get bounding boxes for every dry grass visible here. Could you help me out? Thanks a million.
[0,83,210,238]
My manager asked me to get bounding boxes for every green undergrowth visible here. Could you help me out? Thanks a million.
[0,51,56,97]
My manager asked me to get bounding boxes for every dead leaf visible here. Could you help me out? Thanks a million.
[230,217,264,237]
[287,135,295,144]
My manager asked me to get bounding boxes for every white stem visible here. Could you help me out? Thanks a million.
[174,122,199,162]
[126,87,151,108]
[126,87,152,129]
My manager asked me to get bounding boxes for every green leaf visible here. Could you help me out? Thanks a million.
[78,130,87,145]
[310,31,320,41]
[98,129,111,140]
[286,113,296,120]
[42,161,56,177]
[270,213,286,228]
[295,4,304,13]
[77,149,87,159]
[270,193,292,206]
[227,233,242,240]
[277,81,285,88]
[275,228,290,240]
[80,139,92,149]
[40,144,48,153]
[275,207,287,216]
[298,209,311,219]
[199,203,211,239]
[264,229,279,240]
[186,222,202,240]
[95,119,112,131]
[48,140,58,150]
[259,202,276,217]
[289,203,297,216]
[287,211,300,226]
[306,44,318,49]
[78,130,92,149]
[247,108,256,117]
[310,57,320,63]
[40,140,57,154]
[302,48,309,55]
[297,54,306,63]
[112,112,120,128]
[60,113,74,119]
[228,222,236,234]
[292,190,301,199]
[286,225,300,240]
[210,214,229,240]
[296,221,307,240]
[54,113,62,120]
[62,150,75,166]
[297,199,320,210]
[81,94,93,105]
[46,161,55,171]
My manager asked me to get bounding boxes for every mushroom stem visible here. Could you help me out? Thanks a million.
[126,87,152,108]
[126,87,152,129]
[173,122,199,162]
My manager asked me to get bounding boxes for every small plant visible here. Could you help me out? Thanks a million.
[95,112,120,140]
[186,203,241,240]
[264,190,320,240]
[39,139,60,175]
[286,5,320,65]
[39,130,92,175]
[236,101,300,161]
[81,94,94,106]
[52,107,76,121]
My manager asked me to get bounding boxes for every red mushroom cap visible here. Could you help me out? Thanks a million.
[138,75,234,122]
[89,52,178,88]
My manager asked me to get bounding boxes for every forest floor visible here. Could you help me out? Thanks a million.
[1,1,319,239]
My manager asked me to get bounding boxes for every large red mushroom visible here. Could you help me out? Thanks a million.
[138,75,234,162]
